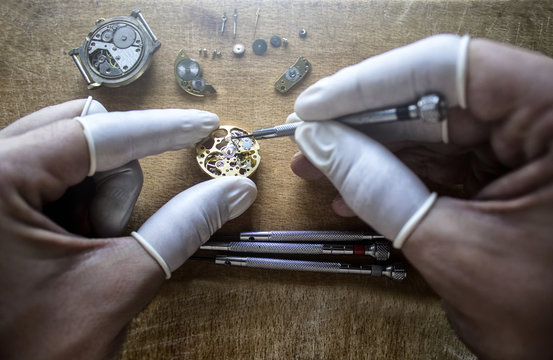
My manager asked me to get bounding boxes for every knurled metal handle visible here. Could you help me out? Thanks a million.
[245,257,342,272]
[241,231,384,242]
[229,242,326,254]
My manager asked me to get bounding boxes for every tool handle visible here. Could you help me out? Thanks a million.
[203,241,364,255]
[228,256,343,272]
[240,230,384,242]
[214,256,405,280]
[274,123,299,137]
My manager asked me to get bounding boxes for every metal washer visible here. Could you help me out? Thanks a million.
[252,39,268,55]
[270,35,282,47]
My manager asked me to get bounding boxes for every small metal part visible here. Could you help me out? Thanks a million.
[202,48,208,57]
[233,9,238,39]
[299,28,307,38]
[174,49,216,97]
[274,56,311,93]
[253,8,260,39]
[69,9,161,89]
[282,37,288,47]
[270,35,282,47]
[233,44,246,56]
[239,231,386,242]
[213,256,406,281]
[252,39,267,55]
[216,50,222,57]
[198,48,203,55]
[221,12,227,35]
[196,126,261,178]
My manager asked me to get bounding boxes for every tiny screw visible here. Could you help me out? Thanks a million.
[299,28,307,38]
[282,38,288,47]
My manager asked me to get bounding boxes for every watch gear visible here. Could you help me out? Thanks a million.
[174,49,216,97]
[252,39,268,55]
[196,126,260,178]
[69,9,160,89]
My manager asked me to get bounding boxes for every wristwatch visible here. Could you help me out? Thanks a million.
[69,9,161,89]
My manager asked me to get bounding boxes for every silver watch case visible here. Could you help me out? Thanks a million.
[69,9,161,89]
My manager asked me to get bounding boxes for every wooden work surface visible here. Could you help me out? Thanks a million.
[2,1,553,359]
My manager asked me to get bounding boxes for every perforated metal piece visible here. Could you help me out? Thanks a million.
[196,125,260,178]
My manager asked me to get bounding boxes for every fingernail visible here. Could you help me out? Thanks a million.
[295,122,341,172]
[285,112,303,124]
[225,177,257,219]
[291,151,303,161]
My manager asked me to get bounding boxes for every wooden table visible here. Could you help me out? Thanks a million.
[2,1,552,358]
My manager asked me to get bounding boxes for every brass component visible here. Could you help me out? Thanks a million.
[274,56,311,94]
[174,49,216,97]
[196,126,261,178]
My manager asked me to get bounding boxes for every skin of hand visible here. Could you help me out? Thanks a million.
[291,38,553,359]
[0,101,257,360]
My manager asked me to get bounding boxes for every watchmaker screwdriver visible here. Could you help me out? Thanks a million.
[200,241,390,261]
[239,230,386,242]
[198,256,406,281]
[232,93,446,140]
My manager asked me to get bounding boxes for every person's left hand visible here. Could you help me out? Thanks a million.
[0,99,257,360]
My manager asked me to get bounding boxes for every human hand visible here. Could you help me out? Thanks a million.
[0,99,257,359]
[291,34,553,359]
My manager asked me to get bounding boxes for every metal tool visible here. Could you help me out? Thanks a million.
[221,12,227,35]
[233,9,238,39]
[232,93,446,140]
[201,241,390,261]
[239,230,386,242]
[198,256,406,281]
[253,8,260,38]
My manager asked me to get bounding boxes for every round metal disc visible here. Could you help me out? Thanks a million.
[176,59,201,81]
[233,43,245,56]
[270,35,282,47]
[113,26,137,49]
[252,39,268,55]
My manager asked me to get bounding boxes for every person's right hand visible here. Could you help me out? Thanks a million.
[290,35,553,359]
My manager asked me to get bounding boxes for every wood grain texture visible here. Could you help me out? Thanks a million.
[2,0,553,359]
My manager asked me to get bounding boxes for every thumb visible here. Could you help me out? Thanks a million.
[295,121,431,241]
[133,177,257,275]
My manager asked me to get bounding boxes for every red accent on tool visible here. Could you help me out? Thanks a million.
[353,245,365,256]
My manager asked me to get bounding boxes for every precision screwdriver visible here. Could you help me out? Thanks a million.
[232,93,446,140]
[192,256,407,281]
[238,230,386,242]
[200,241,391,261]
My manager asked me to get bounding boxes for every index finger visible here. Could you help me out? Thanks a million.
[294,34,469,121]
[0,109,218,206]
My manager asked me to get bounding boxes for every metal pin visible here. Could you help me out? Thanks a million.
[253,8,260,39]
[221,12,227,35]
[233,9,238,39]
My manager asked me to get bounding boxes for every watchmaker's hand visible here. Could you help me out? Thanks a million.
[291,34,553,359]
[0,100,257,359]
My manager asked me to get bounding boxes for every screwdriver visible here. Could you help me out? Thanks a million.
[192,256,406,281]
[200,240,391,261]
[238,230,385,242]
[232,93,446,140]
